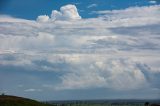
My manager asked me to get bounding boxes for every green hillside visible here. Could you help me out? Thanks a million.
[0,95,54,106]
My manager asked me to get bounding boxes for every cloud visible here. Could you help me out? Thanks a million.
[56,58,148,90]
[24,89,42,92]
[0,4,160,93]
[36,15,49,22]
[93,5,160,24]
[51,4,81,21]
[87,4,97,8]
[36,4,81,22]
[0,32,55,51]
[149,0,157,4]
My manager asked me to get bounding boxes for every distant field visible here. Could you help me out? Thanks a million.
[48,99,160,106]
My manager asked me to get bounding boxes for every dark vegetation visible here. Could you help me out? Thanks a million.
[0,95,54,106]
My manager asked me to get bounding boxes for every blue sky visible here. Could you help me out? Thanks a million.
[0,0,160,100]
[0,0,159,19]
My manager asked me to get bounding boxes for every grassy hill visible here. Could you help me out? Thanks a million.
[0,95,54,106]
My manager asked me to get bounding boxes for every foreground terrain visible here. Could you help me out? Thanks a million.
[0,95,54,106]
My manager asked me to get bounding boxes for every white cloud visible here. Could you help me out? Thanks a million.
[149,0,157,4]
[51,4,81,21]
[24,89,42,92]
[92,6,160,28]
[36,4,81,22]
[56,57,148,90]
[0,4,160,91]
[36,15,49,23]
[0,32,55,50]
[87,4,97,8]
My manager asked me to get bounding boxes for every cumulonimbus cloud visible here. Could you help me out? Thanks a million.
[0,4,160,92]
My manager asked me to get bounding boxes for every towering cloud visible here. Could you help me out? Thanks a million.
[36,4,81,22]
[51,4,81,21]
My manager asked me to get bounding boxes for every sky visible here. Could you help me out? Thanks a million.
[0,0,160,101]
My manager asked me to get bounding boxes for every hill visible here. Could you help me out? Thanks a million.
[0,95,54,106]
